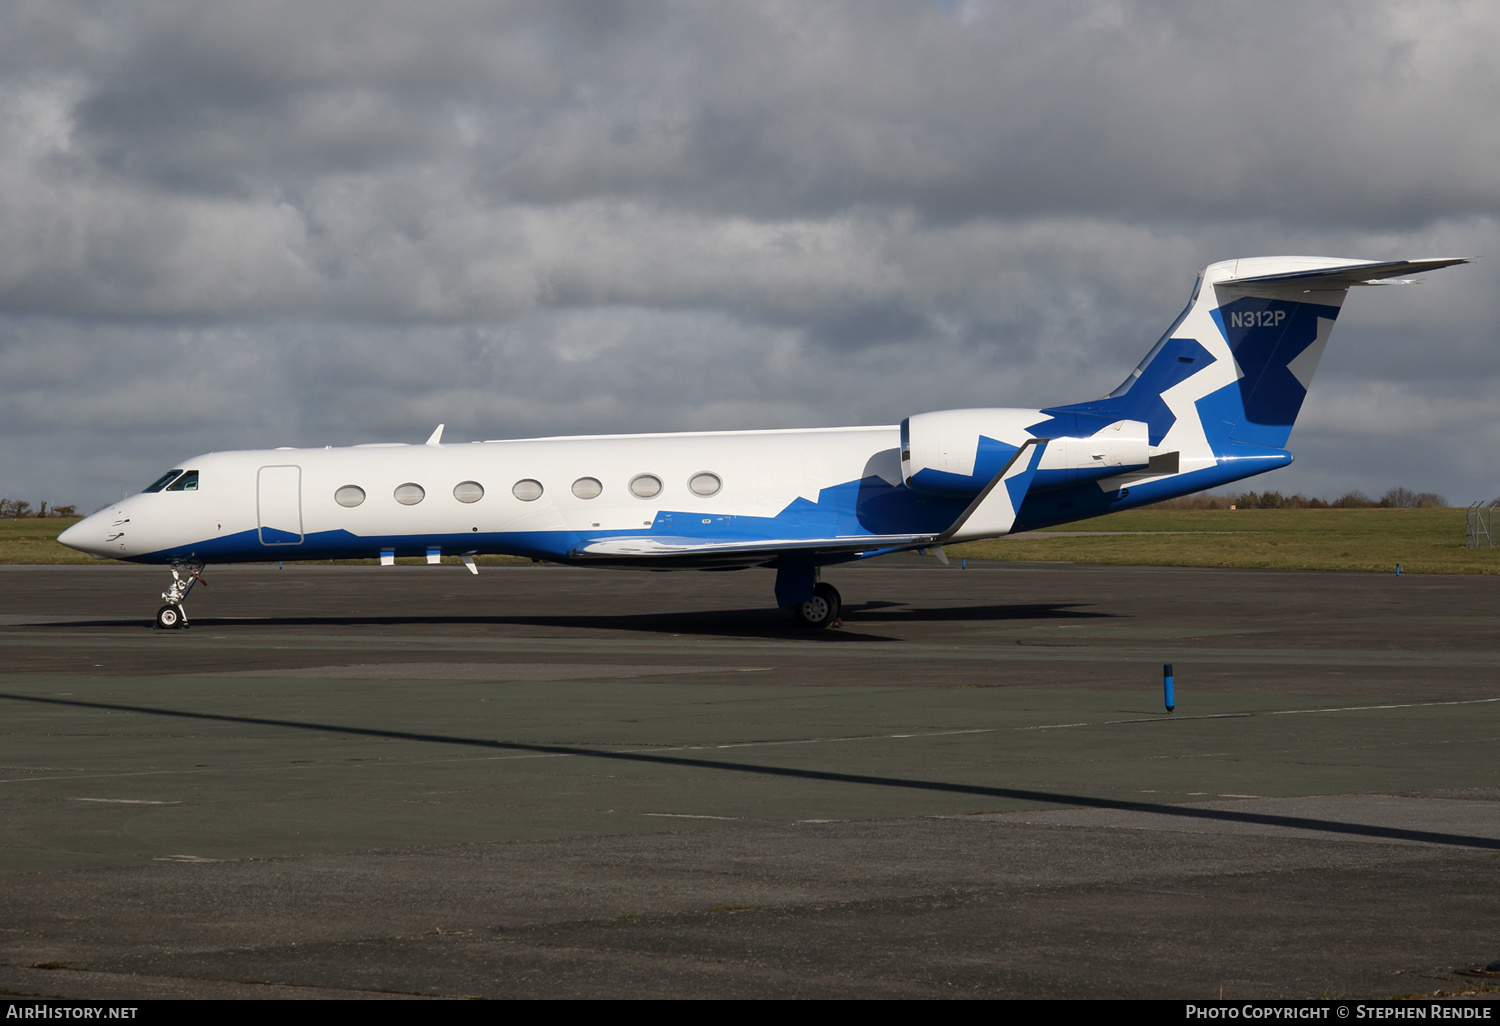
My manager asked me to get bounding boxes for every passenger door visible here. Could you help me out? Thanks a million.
[257,465,304,545]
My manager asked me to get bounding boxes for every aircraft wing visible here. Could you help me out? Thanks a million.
[569,439,1048,563]
[571,532,940,560]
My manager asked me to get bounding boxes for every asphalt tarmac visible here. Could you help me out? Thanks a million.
[0,558,1497,999]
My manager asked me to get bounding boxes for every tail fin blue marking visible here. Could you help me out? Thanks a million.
[1036,337,1212,445]
[1209,296,1341,446]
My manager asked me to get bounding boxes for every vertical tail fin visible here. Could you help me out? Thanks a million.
[1048,256,1468,453]
[1199,268,1349,449]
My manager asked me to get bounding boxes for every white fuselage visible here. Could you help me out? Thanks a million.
[62,424,934,564]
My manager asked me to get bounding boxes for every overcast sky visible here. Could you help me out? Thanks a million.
[1,0,1496,513]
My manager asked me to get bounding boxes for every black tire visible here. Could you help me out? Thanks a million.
[155,604,184,630]
[793,583,841,629]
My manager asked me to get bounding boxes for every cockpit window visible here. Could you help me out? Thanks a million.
[143,470,184,493]
[165,470,199,492]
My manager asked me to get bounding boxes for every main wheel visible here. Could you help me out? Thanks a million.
[155,604,184,630]
[793,583,841,630]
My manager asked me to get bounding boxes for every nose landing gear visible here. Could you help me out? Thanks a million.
[155,563,206,630]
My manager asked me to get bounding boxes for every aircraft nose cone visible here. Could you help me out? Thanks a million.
[56,520,87,551]
[57,511,115,556]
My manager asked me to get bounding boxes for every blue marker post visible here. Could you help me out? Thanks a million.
[1396,563,1401,576]
[1163,663,1175,714]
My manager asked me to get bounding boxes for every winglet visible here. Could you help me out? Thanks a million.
[426,424,445,446]
[937,438,1048,544]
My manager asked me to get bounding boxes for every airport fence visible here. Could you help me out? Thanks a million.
[1466,501,1497,548]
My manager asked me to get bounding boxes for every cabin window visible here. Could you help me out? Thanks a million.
[572,477,603,500]
[688,472,721,497]
[165,470,199,492]
[453,481,484,503]
[512,479,543,501]
[143,470,183,493]
[629,474,663,499]
[334,485,366,508]
[394,482,426,505]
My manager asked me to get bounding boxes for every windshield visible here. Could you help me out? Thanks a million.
[142,469,184,493]
[165,470,199,491]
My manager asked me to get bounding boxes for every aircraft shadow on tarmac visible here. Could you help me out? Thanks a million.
[3,690,1497,854]
[41,602,1114,640]
[840,600,1114,622]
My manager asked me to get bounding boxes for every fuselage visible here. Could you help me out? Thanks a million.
[55,407,1273,569]
[61,424,913,565]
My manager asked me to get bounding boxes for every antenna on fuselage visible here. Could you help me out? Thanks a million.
[425,424,445,446]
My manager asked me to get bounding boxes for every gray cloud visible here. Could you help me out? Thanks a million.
[0,1,1497,511]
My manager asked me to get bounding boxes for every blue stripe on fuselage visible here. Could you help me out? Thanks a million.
[128,470,970,566]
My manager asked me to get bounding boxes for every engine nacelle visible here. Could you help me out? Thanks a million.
[900,408,1150,497]
[1031,417,1151,489]
[900,409,1046,497]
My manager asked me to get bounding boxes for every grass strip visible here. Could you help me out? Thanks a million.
[950,508,1500,575]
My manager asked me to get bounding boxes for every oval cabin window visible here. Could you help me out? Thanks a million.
[512,479,543,501]
[453,481,484,503]
[688,472,721,497]
[394,483,426,505]
[334,485,366,508]
[629,474,663,499]
[572,477,603,500]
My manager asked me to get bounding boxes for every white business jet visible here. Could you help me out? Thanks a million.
[59,256,1467,630]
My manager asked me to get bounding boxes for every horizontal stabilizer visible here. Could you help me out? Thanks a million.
[1222,258,1469,289]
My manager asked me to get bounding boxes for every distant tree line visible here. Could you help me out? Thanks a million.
[0,498,79,518]
[1148,486,1449,510]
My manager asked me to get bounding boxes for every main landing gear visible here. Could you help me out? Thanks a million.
[792,582,842,630]
[155,563,206,630]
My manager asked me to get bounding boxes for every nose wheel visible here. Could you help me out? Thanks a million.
[792,582,842,629]
[154,563,205,630]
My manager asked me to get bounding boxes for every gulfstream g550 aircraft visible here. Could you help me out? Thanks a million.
[60,256,1466,630]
